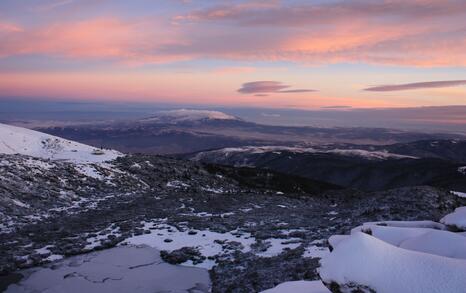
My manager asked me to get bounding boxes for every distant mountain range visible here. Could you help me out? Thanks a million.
[35,110,464,155]
[25,110,466,192]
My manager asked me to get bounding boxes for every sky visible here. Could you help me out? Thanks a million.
[0,0,466,111]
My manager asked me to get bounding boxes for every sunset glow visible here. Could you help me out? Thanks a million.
[1,0,465,108]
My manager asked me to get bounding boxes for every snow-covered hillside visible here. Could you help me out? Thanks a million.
[0,123,121,163]
[194,145,417,161]
[141,109,238,124]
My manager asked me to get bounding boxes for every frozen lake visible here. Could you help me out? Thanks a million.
[4,245,210,293]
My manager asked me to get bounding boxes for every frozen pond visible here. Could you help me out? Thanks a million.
[4,245,210,293]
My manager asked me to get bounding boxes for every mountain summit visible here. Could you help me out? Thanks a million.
[141,109,239,124]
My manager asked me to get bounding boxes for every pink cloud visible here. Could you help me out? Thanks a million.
[0,22,23,33]
[172,0,466,67]
[37,0,75,11]
[176,1,466,26]
[1,1,465,67]
[238,81,316,94]
[213,66,256,75]
[0,17,188,64]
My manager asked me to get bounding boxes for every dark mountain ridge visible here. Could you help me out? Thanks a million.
[188,142,466,192]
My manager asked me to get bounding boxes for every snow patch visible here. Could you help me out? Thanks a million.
[166,180,190,189]
[441,207,466,231]
[352,220,446,232]
[122,221,303,269]
[11,199,30,208]
[255,238,302,257]
[303,244,330,259]
[353,225,466,259]
[201,186,226,194]
[34,245,64,262]
[74,164,103,180]
[122,222,255,269]
[84,225,121,250]
[261,280,330,293]
[458,166,466,175]
[452,191,466,198]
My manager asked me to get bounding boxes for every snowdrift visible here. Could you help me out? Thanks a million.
[319,210,466,293]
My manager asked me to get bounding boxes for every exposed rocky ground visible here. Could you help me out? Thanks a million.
[1,152,465,292]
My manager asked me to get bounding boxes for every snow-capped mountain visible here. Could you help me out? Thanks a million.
[0,123,121,163]
[140,109,240,124]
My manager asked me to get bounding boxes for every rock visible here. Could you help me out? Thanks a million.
[160,247,206,265]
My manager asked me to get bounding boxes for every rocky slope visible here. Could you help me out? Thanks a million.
[1,152,463,292]
[1,124,465,292]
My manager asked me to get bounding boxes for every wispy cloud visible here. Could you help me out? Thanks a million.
[213,66,256,75]
[40,0,74,11]
[0,17,187,64]
[1,1,466,67]
[176,1,466,26]
[321,105,352,109]
[0,22,23,33]
[238,81,316,95]
[364,80,466,92]
[261,113,281,117]
[171,0,466,67]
